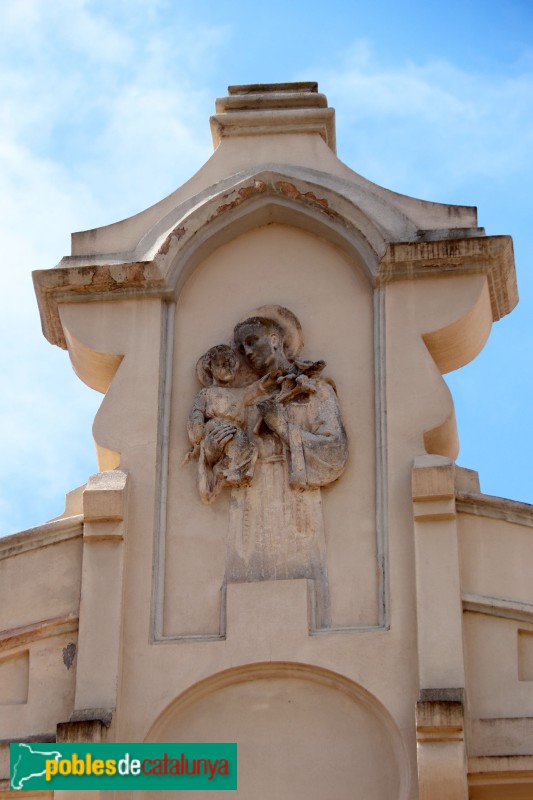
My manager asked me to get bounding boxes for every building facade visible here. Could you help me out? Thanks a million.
[1,83,532,798]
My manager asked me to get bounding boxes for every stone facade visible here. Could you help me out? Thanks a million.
[0,82,531,798]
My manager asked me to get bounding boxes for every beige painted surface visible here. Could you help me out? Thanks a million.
[0,632,77,739]
[1,84,531,799]
[463,613,533,719]
[143,664,407,800]
[458,512,533,605]
[0,535,81,632]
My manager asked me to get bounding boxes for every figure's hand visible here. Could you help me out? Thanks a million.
[203,421,237,464]
[258,370,283,392]
[189,421,205,445]
[257,399,288,440]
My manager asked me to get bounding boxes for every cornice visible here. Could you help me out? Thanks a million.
[0,515,83,560]
[456,491,533,528]
[378,235,517,321]
[462,593,533,625]
[0,614,78,652]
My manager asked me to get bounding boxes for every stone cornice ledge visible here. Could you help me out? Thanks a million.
[0,514,83,560]
[378,235,517,321]
[0,614,78,651]
[462,593,533,625]
[33,261,166,348]
[468,755,533,785]
[456,491,533,528]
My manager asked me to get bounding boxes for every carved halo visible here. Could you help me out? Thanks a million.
[236,304,304,357]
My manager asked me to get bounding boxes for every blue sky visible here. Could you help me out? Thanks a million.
[0,0,532,534]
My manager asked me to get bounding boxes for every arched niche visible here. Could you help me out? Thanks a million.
[141,662,410,800]
[160,218,380,637]
[149,170,387,297]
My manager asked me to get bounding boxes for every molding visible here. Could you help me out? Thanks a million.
[456,491,533,528]
[0,615,78,652]
[211,82,334,150]
[462,593,533,625]
[33,261,165,348]
[0,515,83,560]
[151,300,175,642]
[216,88,327,113]
[378,235,517,322]
[374,286,389,628]
[34,169,516,350]
[210,107,337,152]
[33,170,388,348]
[468,755,533,782]
[0,732,55,745]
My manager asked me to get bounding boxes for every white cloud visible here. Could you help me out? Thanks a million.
[314,41,533,197]
[0,2,226,534]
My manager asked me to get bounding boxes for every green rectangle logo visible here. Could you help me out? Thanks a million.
[10,742,237,790]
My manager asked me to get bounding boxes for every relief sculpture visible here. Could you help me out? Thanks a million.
[185,305,348,627]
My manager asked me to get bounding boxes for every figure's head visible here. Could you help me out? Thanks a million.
[203,345,239,386]
[234,316,288,375]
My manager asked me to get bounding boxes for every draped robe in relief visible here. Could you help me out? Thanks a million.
[225,378,347,628]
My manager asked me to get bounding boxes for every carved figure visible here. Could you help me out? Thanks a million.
[185,344,259,504]
[186,307,348,627]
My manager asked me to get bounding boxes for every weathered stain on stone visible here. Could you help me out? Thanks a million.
[159,226,186,256]
[124,262,153,285]
[277,181,300,199]
[57,719,106,742]
[62,642,76,670]
[213,179,333,223]
[43,262,163,295]
[216,180,267,215]
[302,191,329,209]
[277,182,331,213]
[239,182,267,200]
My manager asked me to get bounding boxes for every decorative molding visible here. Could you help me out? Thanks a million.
[34,171,388,348]
[0,732,56,745]
[462,593,533,625]
[33,262,165,348]
[0,516,83,560]
[468,755,533,782]
[82,470,129,542]
[210,108,336,152]
[416,698,465,744]
[378,235,517,322]
[0,615,78,652]
[374,286,389,629]
[211,82,335,151]
[412,457,456,521]
[34,172,517,351]
[151,300,177,642]
[456,491,533,528]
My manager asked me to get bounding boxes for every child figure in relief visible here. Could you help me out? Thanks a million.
[185,344,260,504]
